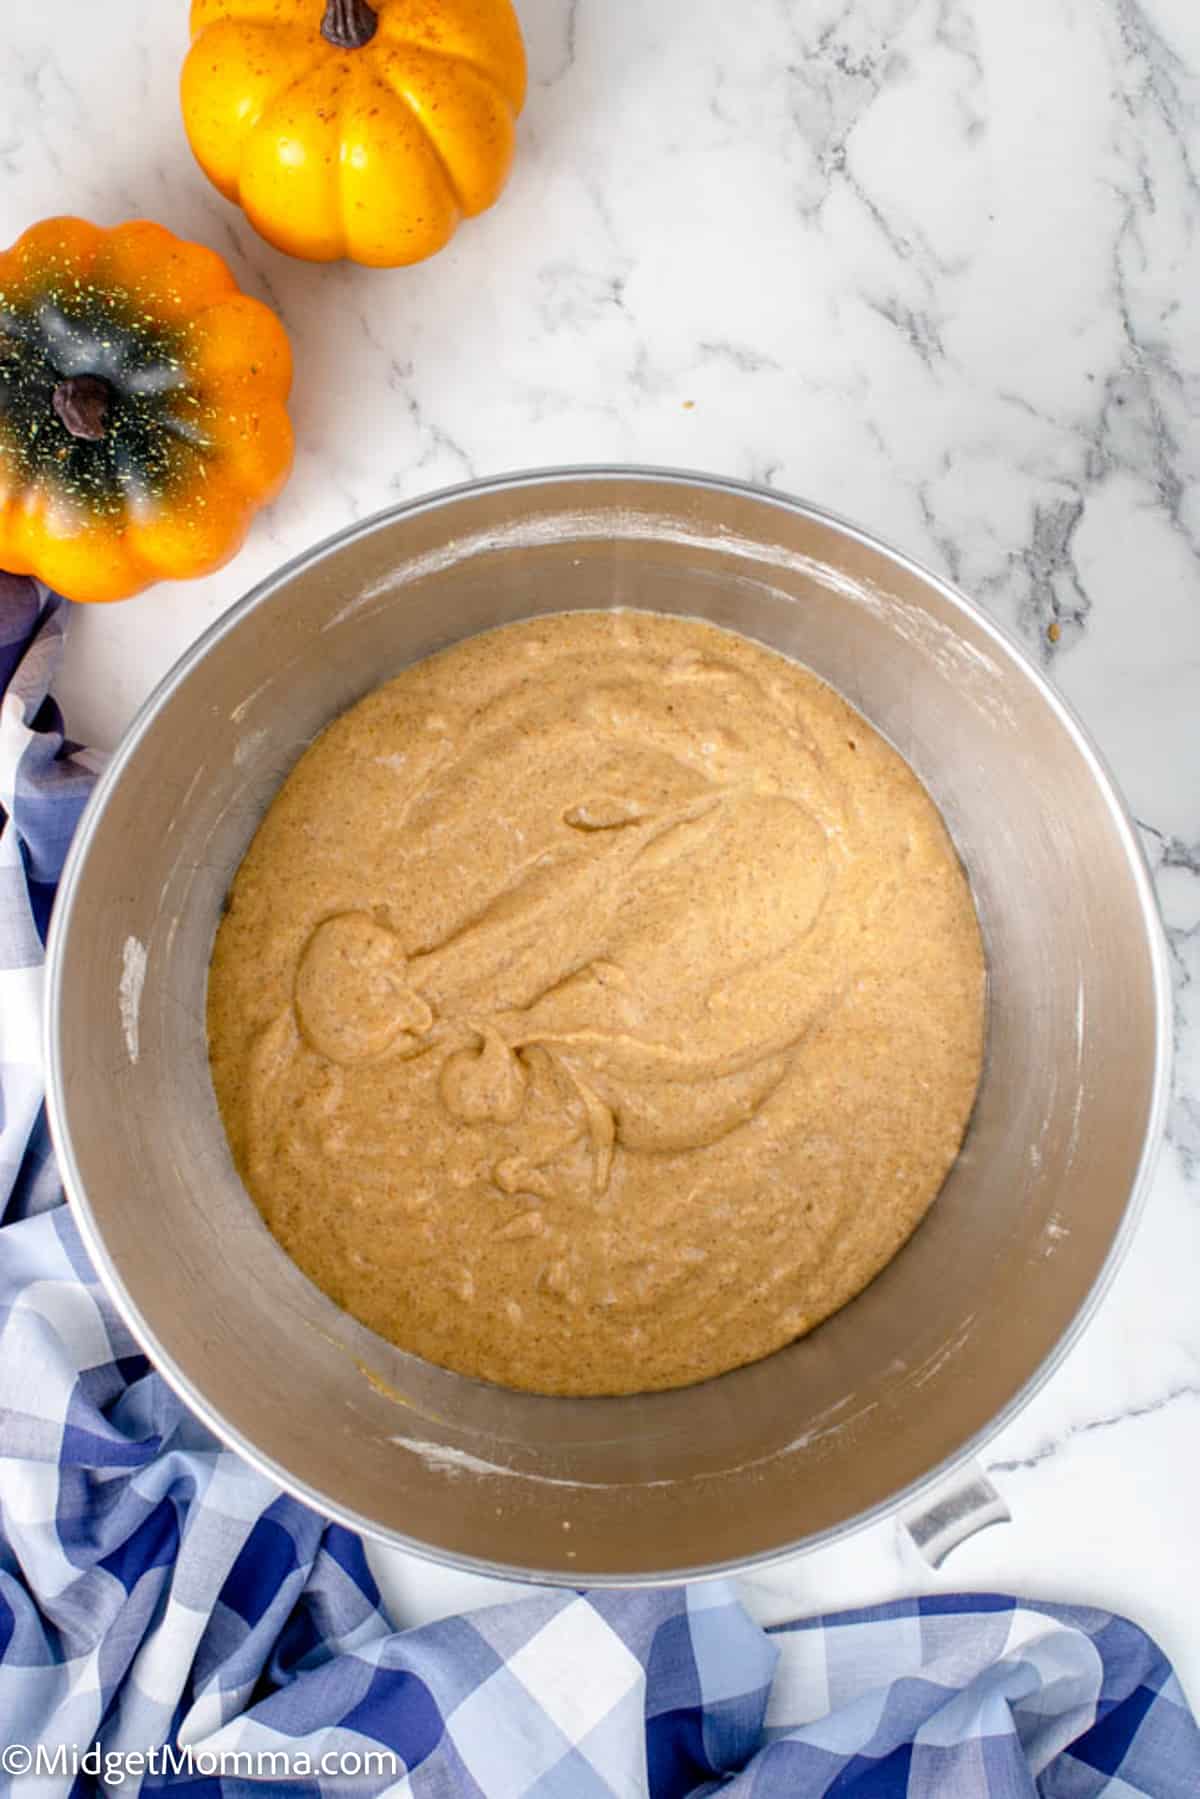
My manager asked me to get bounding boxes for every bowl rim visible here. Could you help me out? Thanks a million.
[44,464,1175,1585]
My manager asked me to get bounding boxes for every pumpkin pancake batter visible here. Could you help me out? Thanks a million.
[207,611,986,1396]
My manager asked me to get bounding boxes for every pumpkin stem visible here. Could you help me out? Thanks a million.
[52,376,112,443]
[322,0,379,49]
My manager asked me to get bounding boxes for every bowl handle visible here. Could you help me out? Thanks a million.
[898,1461,1011,1567]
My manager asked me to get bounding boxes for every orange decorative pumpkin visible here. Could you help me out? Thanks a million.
[0,217,293,604]
[182,0,527,267]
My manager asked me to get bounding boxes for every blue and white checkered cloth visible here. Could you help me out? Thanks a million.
[2,579,1198,1797]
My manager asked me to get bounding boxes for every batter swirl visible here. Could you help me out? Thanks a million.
[208,611,985,1394]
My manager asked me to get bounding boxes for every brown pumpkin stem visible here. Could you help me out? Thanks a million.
[52,376,112,443]
[322,0,379,49]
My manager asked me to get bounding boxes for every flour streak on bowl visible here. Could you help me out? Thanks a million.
[117,936,147,1065]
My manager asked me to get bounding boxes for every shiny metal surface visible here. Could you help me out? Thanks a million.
[900,1463,1012,1569]
[45,469,1171,1584]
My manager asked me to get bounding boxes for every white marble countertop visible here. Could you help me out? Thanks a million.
[6,0,1199,1708]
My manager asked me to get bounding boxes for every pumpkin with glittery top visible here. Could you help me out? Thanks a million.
[0,217,293,604]
[182,0,527,268]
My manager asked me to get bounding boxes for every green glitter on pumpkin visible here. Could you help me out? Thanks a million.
[0,281,218,520]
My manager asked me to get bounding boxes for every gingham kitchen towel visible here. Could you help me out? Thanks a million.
[1,580,1198,1798]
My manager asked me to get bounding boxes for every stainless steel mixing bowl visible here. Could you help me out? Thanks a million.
[46,469,1171,1582]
